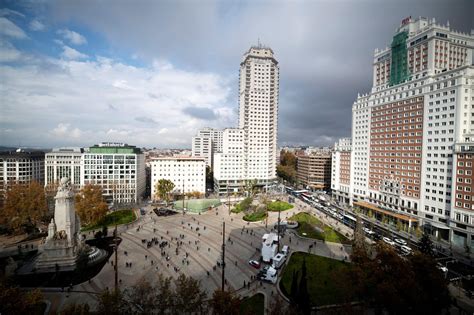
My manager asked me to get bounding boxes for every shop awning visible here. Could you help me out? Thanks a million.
[354,201,418,222]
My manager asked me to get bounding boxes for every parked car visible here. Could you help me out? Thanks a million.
[394,238,407,246]
[400,245,412,255]
[248,260,261,269]
[382,237,395,246]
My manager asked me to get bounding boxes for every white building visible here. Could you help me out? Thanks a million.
[331,138,352,204]
[192,128,223,169]
[151,156,206,199]
[45,148,83,190]
[346,17,474,248]
[0,149,45,205]
[214,45,280,194]
[83,143,146,205]
[213,128,245,194]
[192,136,212,167]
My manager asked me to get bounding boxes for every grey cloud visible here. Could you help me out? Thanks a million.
[182,107,217,120]
[135,116,158,124]
[17,0,474,147]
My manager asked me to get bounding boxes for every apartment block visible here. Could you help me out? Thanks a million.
[346,17,474,248]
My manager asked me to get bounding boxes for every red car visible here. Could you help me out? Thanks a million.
[248,260,261,269]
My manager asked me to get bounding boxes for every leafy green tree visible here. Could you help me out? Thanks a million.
[0,277,44,314]
[348,243,449,314]
[418,231,434,257]
[154,274,174,315]
[125,279,158,314]
[75,184,108,226]
[95,289,130,315]
[154,179,175,204]
[60,302,91,315]
[1,181,48,233]
[243,179,258,197]
[277,150,297,184]
[173,274,207,314]
[209,289,241,315]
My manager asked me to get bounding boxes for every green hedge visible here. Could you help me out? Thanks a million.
[232,197,253,213]
[243,210,267,222]
[82,209,136,231]
[289,212,350,244]
[267,200,293,212]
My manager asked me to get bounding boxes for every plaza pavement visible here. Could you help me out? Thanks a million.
[44,199,352,314]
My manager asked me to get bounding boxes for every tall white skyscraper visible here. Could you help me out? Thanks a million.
[239,45,279,184]
[213,45,280,194]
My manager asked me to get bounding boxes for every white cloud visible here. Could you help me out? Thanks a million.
[57,29,87,45]
[0,8,25,18]
[51,123,83,139]
[0,53,233,148]
[0,17,27,39]
[29,20,46,31]
[60,45,88,60]
[0,40,22,62]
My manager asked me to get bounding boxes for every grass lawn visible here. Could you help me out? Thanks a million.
[267,200,293,212]
[232,197,253,213]
[280,252,350,306]
[243,210,267,222]
[82,209,136,231]
[240,293,264,315]
[289,212,351,244]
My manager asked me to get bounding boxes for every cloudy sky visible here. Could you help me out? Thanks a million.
[0,0,472,149]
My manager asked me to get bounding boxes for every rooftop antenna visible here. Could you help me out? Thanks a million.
[258,37,261,48]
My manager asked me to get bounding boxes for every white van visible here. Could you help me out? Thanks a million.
[272,253,286,269]
[281,245,289,257]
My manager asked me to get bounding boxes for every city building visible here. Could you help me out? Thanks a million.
[192,128,224,168]
[347,16,474,248]
[213,128,245,194]
[83,143,146,205]
[150,156,206,199]
[331,138,352,204]
[45,147,83,190]
[0,149,45,205]
[192,136,212,168]
[214,44,280,194]
[296,150,332,191]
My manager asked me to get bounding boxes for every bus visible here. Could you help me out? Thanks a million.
[292,190,309,197]
[343,214,357,229]
[301,192,314,201]
[285,186,294,194]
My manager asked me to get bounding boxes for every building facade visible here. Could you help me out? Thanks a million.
[214,45,280,194]
[297,151,332,191]
[331,138,352,204]
[45,148,83,190]
[83,143,146,205]
[213,128,245,195]
[192,127,224,168]
[150,157,206,199]
[347,17,474,248]
[0,149,45,205]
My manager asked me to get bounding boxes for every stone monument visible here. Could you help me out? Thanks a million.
[36,177,83,270]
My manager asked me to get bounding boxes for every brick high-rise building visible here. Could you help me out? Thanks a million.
[346,17,474,249]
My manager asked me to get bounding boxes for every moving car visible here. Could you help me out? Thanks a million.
[382,237,395,246]
[248,260,261,269]
[363,227,375,235]
[394,238,407,246]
